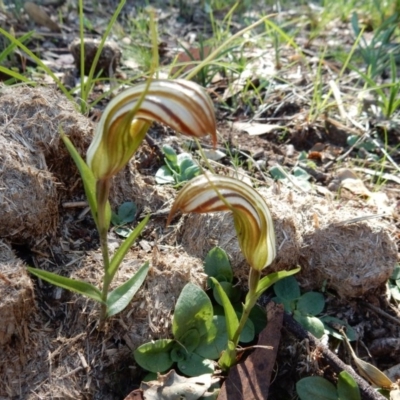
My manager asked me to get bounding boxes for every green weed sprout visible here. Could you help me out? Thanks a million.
[297,372,361,400]
[168,173,300,370]
[155,144,201,185]
[27,79,217,324]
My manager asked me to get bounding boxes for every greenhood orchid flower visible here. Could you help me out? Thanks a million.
[168,174,276,271]
[87,79,217,180]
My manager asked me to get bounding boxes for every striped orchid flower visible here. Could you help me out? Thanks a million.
[87,79,217,180]
[168,174,276,271]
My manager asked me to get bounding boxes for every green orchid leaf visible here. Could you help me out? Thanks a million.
[294,311,325,339]
[213,281,241,306]
[170,344,187,362]
[391,264,400,280]
[27,267,103,303]
[196,315,227,360]
[177,352,214,376]
[210,278,239,341]
[61,132,112,228]
[296,376,338,400]
[297,292,325,316]
[134,339,175,373]
[204,247,233,284]
[337,371,361,400]
[258,268,300,298]
[106,261,149,317]
[109,215,150,281]
[179,328,201,353]
[173,283,214,339]
[60,132,98,223]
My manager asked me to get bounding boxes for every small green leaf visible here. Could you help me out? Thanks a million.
[106,262,149,317]
[134,339,175,373]
[117,201,136,225]
[294,311,325,338]
[155,165,175,184]
[27,267,103,303]
[210,278,239,342]
[391,264,400,280]
[272,296,296,313]
[204,247,233,284]
[271,273,301,301]
[269,165,287,180]
[321,316,358,342]
[337,371,361,400]
[177,352,214,376]
[182,164,201,181]
[293,166,311,180]
[296,376,338,400]
[173,283,214,339]
[163,144,178,165]
[297,292,325,316]
[109,215,150,281]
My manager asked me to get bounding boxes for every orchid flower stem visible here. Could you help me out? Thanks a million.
[232,268,260,346]
[96,178,112,323]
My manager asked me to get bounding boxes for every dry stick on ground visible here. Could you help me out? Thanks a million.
[282,312,386,400]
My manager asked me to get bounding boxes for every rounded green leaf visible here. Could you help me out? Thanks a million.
[239,316,255,343]
[269,165,287,180]
[249,304,267,335]
[155,165,175,184]
[180,328,201,353]
[272,296,296,313]
[134,339,175,373]
[195,315,227,360]
[273,276,300,301]
[337,371,361,400]
[204,247,233,283]
[297,292,325,316]
[177,352,214,377]
[170,344,187,363]
[296,376,338,400]
[173,283,214,339]
[294,311,325,338]
[117,201,136,224]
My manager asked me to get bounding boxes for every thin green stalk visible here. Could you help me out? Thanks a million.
[96,178,112,321]
[232,268,260,345]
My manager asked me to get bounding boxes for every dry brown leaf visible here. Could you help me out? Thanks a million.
[232,121,285,136]
[24,2,61,32]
